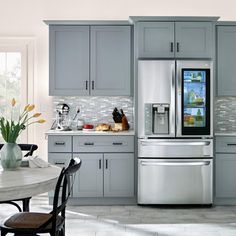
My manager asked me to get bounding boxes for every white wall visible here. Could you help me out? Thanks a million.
[0,0,235,159]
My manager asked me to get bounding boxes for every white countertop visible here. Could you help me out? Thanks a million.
[45,129,135,136]
[215,132,236,136]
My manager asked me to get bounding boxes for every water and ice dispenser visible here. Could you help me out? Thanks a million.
[145,103,170,135]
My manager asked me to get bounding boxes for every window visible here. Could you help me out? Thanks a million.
[0,39,34,143]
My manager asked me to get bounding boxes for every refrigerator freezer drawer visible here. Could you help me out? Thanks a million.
[138,158,213,204]
[138,139,213,158]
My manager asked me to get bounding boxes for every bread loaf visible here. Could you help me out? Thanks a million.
[95,123,111,131]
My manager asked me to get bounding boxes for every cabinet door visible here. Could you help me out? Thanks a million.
[215,153,236,198]
[175,22,213,58]
[104,153,134,197]
[49,26,89,96]
[137,22,174,58]
[217,26,236,96]
[73,153,103,197]
[90,26,131,95]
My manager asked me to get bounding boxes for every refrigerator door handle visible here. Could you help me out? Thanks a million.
[140,161,211,166]
[140,140,211,146]
[170,61,175,137]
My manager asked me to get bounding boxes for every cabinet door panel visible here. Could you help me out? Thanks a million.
[104,153,134,197]
[137,22,174,58]
[217,26,236,96]
[73,153,103,197]
[215,154,236,198]
[175,22,213,58]
[90,26,131,95]
[49,26,89,95]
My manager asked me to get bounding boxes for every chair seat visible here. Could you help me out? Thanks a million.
[4,212,63,230]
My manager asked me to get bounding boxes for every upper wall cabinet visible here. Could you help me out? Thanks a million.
[137,22,213,58]
[49,25,132,96]
[49,26,90,96]
[217,25,236,96]
[90,26,131,96]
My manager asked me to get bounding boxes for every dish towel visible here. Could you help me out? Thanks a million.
[28,156,50,168]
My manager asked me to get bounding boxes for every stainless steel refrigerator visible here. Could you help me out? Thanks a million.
[137,60,213,205]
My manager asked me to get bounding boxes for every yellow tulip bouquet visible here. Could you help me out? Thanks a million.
[0,98,46,143]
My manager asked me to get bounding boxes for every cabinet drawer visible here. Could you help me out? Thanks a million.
[48,153,72,167]
[48,135,72,153]
[73,136,134,153]
[216,137,236,153]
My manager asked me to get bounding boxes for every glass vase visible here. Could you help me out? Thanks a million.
[0,143,22,170]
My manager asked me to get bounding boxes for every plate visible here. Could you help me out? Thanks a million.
[82,128,95,131]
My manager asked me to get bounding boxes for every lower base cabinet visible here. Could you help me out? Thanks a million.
[215,154,236,199]
[73,153,134,198]
[215,136,236,205]
[48,134,135,205]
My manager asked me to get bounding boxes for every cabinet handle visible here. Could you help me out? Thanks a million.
[55,142,65,146]
[55,162,65,165]
[227,143,236,146]
[112,142,123,145]
[176,42,180,52]
[170,42,174,52]
[105,159,108,169]
[92,81,95,90]
[99,159,102,169]
[85,80,88,90]
[84,142,94,146]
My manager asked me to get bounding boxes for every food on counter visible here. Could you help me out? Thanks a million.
[83,124,94,129]
[96,123,111,131]
[112,123,123,132]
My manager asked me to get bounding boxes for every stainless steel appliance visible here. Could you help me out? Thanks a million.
[137,60,213,205]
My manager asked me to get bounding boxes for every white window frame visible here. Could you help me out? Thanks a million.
[0,38,35,143]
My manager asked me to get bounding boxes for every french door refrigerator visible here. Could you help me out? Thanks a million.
[137,60,213,205]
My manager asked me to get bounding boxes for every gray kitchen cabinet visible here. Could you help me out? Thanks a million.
[175,22,213,58]
[49,26,89,96]
[215,136,236,204]
[137,21,213,58]
[217,26,236,96]
[48,24,132,96]
[215,153,236,198]
[90,26,131,95]
[137,22,174,58]
[104,153,134,197]
[48,134,135,205]
[73,153,103,197]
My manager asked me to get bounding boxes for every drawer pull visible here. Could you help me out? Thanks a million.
[105,159,108,169]
[55,162,65,165]
[227,143,236,146]
[112,142,123,145]
[55,142,65,146]
[84,142,94,146]
[99,159,102,169]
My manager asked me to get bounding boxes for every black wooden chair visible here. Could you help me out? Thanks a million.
[0,158,81,236]
[0,144,38,212]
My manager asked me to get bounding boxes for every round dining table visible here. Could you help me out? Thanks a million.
[0,165,61,211]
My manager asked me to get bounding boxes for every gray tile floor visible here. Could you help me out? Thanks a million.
[1,195,236,235]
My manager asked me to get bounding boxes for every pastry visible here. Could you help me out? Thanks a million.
[95,123,111,131]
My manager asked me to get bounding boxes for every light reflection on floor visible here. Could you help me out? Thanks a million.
[1,194,236,236]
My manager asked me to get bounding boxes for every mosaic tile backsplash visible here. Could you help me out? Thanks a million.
[215,97,236,132]
[53,96,134,129]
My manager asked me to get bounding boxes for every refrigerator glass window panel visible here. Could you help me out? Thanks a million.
[182,69,210,135]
